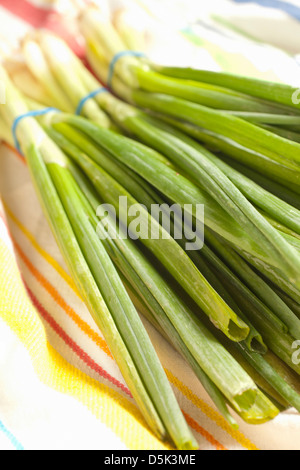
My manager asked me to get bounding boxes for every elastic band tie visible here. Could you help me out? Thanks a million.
[12,107,59,155]
[75,87,108,116]
[108,51,147,89]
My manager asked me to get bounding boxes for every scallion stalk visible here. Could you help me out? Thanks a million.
[240,250,300,306]
[274,290,300,321]
[158,118,300,194]
[133,67,286,113]
[261,124,300,144]
[152,66,300,113]
[226,112,300,128]
[205,230,300,339]
[128,89,300,169]
[215,152,300,210]
[237,344,300,413]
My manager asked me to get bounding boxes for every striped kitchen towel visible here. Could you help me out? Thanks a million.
[0,0,300,451]
[136,0,300,54]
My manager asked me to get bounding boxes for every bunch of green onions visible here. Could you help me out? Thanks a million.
[0,66,199,450]
[2,8,300,446]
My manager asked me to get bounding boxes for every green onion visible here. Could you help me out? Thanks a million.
[265,351,300,394]
[205,230,300,339]
[92,218,248,420]
[50,114,282,266]
[0,66,199,450]
[201,156,300,236]
[45,123,158,212]
[169,125,300,235]
[147,114,300,208]
[5,22,300,431]
[185,248,266,353]
[237,344,300,413]
[128,89,300,169]
[152,67,300,113]
[159,118,300,193]
[128,284,238,428]
[274,290,300,321]
[68,156,276,423]
[47,116,250,342]
[133,67,286,113]
[79,10,300,202]
[195,305,299,411]
[91,97,300,285]
[49,162,198,449]
[60,136,265,354]
[39,33,112,128]
[214,152,300,210]
[198,244,287,334]
[109,79,300,195]
[190,240,300,374]
[279,231,300,253]
[79,12,300,174]
[261,125,300,144]
[227,112,300,128]
[28,142,174,442]
[240,250,300,306]
[218,271,300,376]
[67,156,275,424]
[52,111,300,291]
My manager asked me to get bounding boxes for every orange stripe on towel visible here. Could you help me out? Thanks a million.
[13,239,113,360]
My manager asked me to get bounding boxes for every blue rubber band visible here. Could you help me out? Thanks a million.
[108,51,147,89]
[75,87,108,116]
[12,107,59,155]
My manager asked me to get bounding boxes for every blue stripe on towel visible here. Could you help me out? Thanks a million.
[0,419,24,450]
[232,0,300,21]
